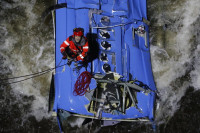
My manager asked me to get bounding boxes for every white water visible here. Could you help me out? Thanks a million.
[0,0,54,121]
[0,0,200,128]
[150,0,200,122]
[190,44,200,90]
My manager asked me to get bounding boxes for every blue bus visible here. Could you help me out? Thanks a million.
[49,0,157,132]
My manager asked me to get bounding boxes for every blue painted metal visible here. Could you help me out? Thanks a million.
[53,0,156,122]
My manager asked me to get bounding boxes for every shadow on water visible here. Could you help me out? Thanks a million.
[158,87,200,133]
[0,86,60,133]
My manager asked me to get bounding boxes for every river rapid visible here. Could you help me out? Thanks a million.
[0,0,200,132]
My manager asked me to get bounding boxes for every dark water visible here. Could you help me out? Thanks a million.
[0,0,200,133]
[0,0,59,132]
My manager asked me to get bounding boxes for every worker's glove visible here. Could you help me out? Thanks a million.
[62,55,68,60]
[61,50,68,60]
[65,47,74,57]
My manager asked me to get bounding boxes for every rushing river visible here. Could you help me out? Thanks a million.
[0,0,200,133]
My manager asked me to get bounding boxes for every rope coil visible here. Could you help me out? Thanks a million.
[73,71,92,96]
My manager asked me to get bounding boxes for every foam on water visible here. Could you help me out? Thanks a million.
[190,44,200,90]
[150,0,200,122]
[0,0,54,121]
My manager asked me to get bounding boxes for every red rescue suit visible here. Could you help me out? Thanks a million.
[60,35,89,61]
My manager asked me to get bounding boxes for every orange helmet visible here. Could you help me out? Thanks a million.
[73,28,84,36]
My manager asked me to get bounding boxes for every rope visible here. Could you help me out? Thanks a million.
[0,67,53,81]
[0,59,64,85]
[73,71,92,96]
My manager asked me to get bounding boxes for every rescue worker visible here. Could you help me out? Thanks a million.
[60,28,89,64]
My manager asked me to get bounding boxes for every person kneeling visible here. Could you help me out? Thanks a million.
[60,28,89,65]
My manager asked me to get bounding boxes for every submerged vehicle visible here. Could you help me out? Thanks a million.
[49,0,157,132]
